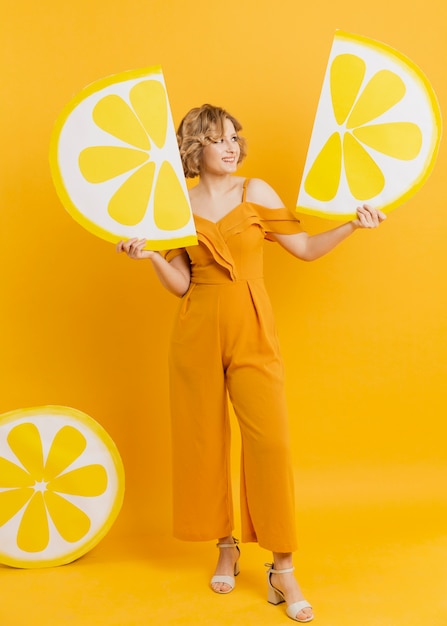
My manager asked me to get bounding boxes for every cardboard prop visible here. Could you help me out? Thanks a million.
[296,31,442,220]
[50,66,197,250]
[0,406,124,568]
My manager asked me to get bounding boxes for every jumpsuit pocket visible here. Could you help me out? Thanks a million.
[170,283,199,349]
[179,282,196,319]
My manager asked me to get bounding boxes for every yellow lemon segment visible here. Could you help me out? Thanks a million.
[0,406,125,568]
[50,66,197,250]
[44,491,91,543]
[353,122,422,160]
[8,422,44,479]
[346,69,406,129]
[130,80,168,148]
[297,30,442,219]
[304,132,342,201]
[154,161,192,230]
[0,457,34,488]
[92,94,150,151]
[108,161,156,225]
[17,492,49,553]
[331,54,366,125]
[0,488,34,526]
[50,465,108,496]
[343,133,385,199]
[79,146,149,183]
[43,425,87,481]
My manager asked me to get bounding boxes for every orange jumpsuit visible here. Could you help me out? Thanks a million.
[163,180,303,553]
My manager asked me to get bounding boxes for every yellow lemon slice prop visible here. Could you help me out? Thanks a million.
[296,31,442,219]
[50,66,197,250]
[0,406,125,568]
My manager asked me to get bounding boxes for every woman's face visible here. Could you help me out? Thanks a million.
[200,118,241,176]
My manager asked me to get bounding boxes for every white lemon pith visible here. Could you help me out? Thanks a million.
[50,66,197,249]
[297,31,442,219]
[0,406,124,568]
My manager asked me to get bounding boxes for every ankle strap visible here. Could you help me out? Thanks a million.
[265,562,295,574]
[217,537,239,549]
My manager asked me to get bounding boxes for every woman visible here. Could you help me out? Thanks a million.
[117,104,386,622]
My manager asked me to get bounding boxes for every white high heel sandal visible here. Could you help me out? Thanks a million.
[265,562,313,622]
[210,538,240,593]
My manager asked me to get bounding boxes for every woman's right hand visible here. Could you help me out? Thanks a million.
[116,238,156,260]
[117,239,190,297]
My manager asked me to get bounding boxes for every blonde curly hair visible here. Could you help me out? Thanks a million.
[177,104,247,178]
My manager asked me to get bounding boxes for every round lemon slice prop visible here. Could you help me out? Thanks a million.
[296,31,442,219]
[0,406,125,568]
[50,66,197,250]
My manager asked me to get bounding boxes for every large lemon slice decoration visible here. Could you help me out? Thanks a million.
[296,31,442,219]
[0,406,125,568]
[50,66,197,249]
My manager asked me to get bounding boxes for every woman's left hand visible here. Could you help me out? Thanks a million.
[353,204,387,229]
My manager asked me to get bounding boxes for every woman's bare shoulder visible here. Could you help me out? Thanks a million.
[245,178,285,208]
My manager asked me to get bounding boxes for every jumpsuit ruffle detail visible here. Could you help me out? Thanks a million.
[163,183,303,553]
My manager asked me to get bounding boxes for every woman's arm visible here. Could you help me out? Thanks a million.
[272,205,386,261]
[246,178,386,262]
[116,238,191,297]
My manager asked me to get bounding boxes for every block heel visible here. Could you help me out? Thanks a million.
[265,562,313,622]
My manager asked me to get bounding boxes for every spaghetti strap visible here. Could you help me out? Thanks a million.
[242,178,250,202]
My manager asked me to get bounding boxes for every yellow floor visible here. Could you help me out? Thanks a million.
[1,464,446,626]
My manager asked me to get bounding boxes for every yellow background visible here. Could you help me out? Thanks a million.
[1,1,446,623]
